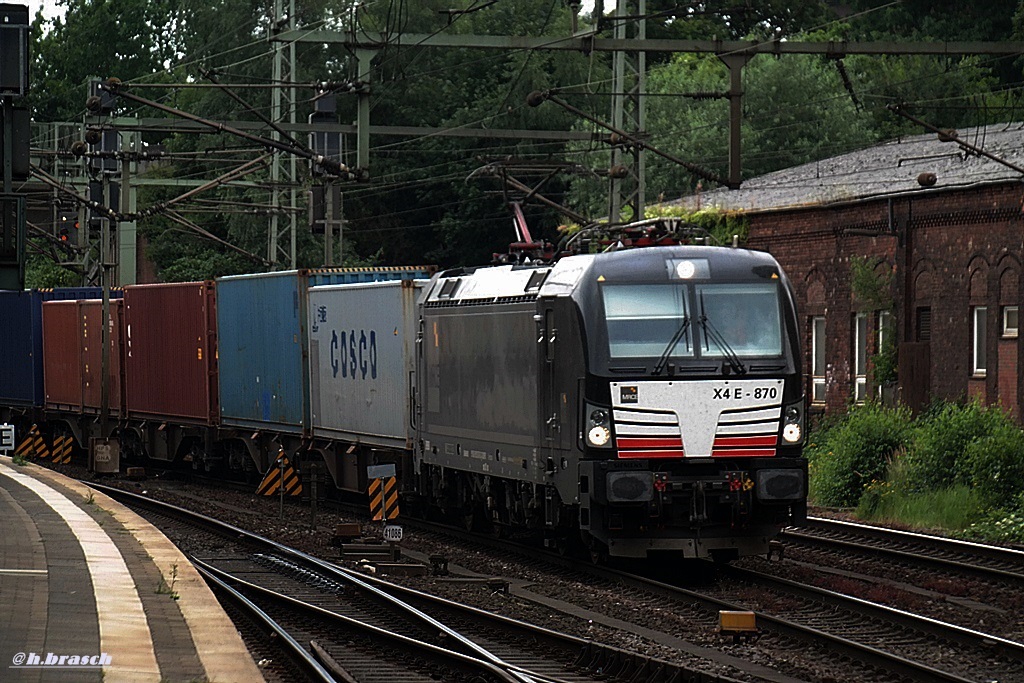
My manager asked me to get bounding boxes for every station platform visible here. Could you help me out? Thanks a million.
[0,455,266,683]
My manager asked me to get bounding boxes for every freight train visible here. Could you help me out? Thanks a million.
[0,245,807,562]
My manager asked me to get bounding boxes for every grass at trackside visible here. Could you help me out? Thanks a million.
[852,485,985,533]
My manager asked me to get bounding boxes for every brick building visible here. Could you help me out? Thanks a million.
[670,123,1024,420]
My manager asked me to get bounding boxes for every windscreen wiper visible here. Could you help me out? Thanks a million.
[653,316,690,376]
[699,292,746,375]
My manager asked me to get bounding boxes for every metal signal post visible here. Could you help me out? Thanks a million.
[0,5,28,291]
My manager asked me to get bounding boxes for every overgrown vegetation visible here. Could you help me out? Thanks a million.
[155,563,180,600]
[849,256,898,386]
[807,399,1024,543]
[645,205,750,245]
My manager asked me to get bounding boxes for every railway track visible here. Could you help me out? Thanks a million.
[782,516,1024,584]
[716,564,1024,682]
[90,482,739,683]
[403,517,1024,683]
[73,468,1024,682]
[761,515,1024,646]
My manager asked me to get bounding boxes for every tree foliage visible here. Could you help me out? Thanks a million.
[30,0,179,121]
[26,0,1024,278]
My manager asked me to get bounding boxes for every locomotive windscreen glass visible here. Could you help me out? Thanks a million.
[695,283,783,357]
[602,285,692,358]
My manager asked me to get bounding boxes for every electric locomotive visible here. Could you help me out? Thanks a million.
[414,244,806,561]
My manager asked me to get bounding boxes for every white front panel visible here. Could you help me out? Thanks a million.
[611,380,783,458]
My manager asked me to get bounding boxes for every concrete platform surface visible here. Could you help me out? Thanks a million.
[0,455,266,683]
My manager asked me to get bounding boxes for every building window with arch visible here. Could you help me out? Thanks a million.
[972,306,987,377]
[853,312,867,402]
[811,316,826,404]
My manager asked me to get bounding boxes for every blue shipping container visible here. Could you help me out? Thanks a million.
[0,288,121,407]
[216,271,310,433]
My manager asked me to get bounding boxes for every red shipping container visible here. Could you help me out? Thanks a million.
[42,301,83,411]
[81,299,125,415]
[124,282,218,424]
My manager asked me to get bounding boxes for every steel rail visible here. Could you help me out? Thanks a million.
[803,516,1024,564]
[194,558,532,683]
[94,481,739,683]
[196,563,338,683]
[722,563,1024,663]
[403,517,994,683]
[88,483,512,667]
[785,517,1024,584]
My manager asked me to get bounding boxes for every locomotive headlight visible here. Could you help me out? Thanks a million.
[782,423,802,443]
[781,399,804,445]
[584,404,613,448]
[668,258,710,280]
[588,425,611,447]
[676,260,696,279]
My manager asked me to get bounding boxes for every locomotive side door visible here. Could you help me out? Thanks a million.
[540,305,556,448]
[539,298,584,507]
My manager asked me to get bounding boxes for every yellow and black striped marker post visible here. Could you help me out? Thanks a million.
[51,435,73,465]
[15,425,49,460]
[367,467,400,521]
[256,455,303,496]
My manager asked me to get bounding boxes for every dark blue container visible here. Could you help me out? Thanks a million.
[216,271,310,433]
[0,288,120,407]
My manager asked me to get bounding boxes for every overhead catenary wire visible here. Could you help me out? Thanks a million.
[37,0,1024,260]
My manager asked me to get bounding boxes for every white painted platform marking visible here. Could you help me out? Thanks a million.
[0,462,161,682]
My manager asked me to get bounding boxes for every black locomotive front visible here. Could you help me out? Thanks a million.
[413,245,806,562]
[570,246,807,561]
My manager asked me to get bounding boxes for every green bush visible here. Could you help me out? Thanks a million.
[963,423,1024,507]
[806,402,913,507]
[902,400,1010,490]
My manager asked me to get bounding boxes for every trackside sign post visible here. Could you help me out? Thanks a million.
[367,464,402,546]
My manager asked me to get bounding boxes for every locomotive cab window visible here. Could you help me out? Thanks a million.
[695,283,783,358]
[602,285,692,358]
[601,281,783,361]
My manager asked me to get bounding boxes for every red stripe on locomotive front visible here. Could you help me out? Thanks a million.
[616,437,684,449]
[711,448,777,457]
[618,449,685,459]
[712,435,778,448]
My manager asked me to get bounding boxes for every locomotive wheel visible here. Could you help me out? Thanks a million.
[588,540,609,565]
